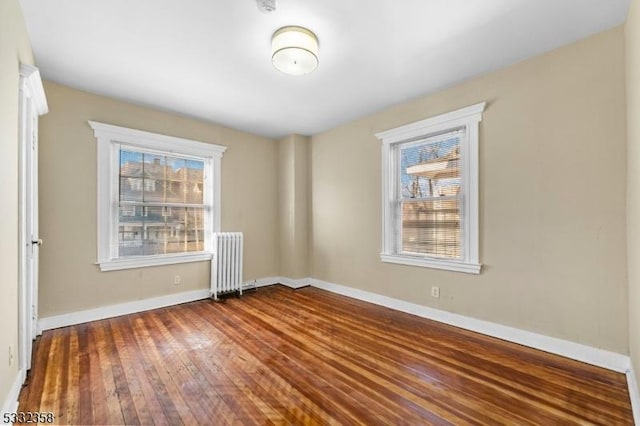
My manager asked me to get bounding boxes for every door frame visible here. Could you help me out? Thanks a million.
[18,64,47,377]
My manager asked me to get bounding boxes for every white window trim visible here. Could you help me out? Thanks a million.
[375,102,485,274]
[89,121,227,272]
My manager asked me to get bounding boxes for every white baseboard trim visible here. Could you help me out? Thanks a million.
[309,278,630,373]
[1,369,24,417]
[243,277,280,288]
[38,289,210,333]
[277,277,311,289]
[243,277,310,289]
[628,365,640,425]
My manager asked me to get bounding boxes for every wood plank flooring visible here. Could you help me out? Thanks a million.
[18,285,634,425]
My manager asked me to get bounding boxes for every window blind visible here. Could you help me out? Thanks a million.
[118,149,207,257]
[397,130,463,259]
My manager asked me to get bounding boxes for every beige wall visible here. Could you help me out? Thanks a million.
[38,82,279,317]
[626,0,640,386]
[310,27,629,353]
[0,0,35,408]
[277,134,310,278]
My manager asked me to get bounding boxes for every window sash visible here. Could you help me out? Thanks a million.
[117,205,206,257]
[118,145,207,204]
[396,131,462,199]
[398,198,462,259]
[392,131,464,259]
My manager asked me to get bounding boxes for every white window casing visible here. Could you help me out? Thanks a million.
[375,102,485,274]
[89,121,227,271]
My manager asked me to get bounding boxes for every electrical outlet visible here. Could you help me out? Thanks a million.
[431,286,440,299]
[174,275,181,285]
[8,345,13,366]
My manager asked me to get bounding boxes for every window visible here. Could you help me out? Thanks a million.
[89,121,226,271]
[376,102,485,274]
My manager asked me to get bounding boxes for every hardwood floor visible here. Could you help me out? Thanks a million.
[19,285,633,425]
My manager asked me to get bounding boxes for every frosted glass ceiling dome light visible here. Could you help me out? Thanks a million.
[272,26,319,76]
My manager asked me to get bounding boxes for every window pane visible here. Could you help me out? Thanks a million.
[163,156,183,204]
[172,158,204,204]
[120,151,143,202]
[400,137,460,199]
[402,199,460,258]
[120,150,143,178]
[185,181,204,204]
[142,153,166,203]
[118,205,205,257]
[118,204,146,257]
[120,177,142,202]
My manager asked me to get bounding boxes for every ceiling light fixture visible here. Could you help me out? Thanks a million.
[271,26,319,76]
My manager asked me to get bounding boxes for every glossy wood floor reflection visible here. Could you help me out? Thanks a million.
[19,285,633,425]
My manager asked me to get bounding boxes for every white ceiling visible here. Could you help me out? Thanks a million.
[20,0,629,139]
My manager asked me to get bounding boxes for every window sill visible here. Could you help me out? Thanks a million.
[380,253,481,274]
[98,252,212,272]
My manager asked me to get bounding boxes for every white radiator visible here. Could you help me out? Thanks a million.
[211,232,244,300]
